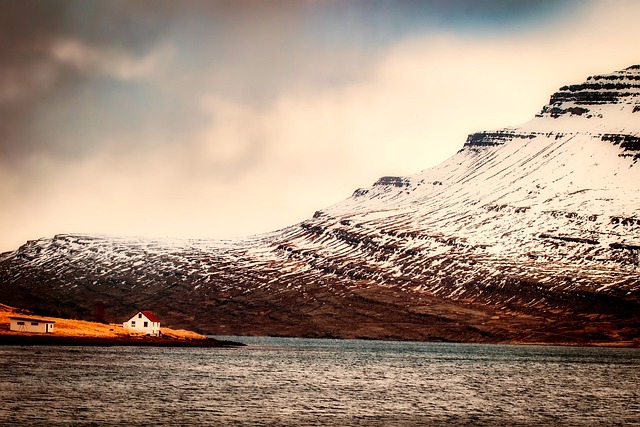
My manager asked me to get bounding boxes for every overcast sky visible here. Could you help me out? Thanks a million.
[1,0,639,252]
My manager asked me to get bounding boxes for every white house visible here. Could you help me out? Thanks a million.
[123,311,161,336]
[9,316,55,334]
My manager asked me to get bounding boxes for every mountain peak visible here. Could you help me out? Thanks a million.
[538,65,640,119]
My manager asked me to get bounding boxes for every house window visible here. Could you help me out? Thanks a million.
[144,321,148,327]
[138,313,142,318]
[131,321,136,327]
[31,322,39,326]
[17,321,25,325]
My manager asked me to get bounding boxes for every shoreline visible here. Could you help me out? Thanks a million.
[0,333,637,349]
[0,333,245,347]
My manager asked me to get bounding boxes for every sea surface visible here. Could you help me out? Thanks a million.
[0,337,639,426]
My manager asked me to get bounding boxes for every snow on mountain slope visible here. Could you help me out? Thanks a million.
[1,65,639,345]
[295,65,640,298]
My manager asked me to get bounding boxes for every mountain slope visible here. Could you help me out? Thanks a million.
[2,65,640,345]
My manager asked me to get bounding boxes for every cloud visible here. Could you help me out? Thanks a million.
[50,38,172,81]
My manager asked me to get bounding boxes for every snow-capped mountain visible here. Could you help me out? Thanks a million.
[2,65,640,345]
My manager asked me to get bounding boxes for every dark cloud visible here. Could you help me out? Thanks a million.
[0,0,584,167]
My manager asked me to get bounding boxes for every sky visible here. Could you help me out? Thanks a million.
[1,0,640,252]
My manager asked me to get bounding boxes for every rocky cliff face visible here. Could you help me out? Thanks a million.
[540,64,640,117]
[2,66,640,345]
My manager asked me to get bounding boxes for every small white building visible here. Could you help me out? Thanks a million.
[123,311,161,336]
[9,317,55,334]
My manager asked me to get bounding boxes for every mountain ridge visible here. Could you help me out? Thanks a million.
[1,65,639,346]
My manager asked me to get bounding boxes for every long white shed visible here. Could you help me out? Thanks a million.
[9,316,55,333]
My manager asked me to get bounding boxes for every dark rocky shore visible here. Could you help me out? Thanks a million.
[0,334,245,347]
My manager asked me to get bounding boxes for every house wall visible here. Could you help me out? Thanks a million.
[122,313,161,336]
[10,318,55,333]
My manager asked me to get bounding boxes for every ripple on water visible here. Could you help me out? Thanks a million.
[0,339,638,426]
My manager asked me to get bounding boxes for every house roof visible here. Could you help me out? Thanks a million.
[140,311,160,323]
[125,310,160,323]
[9,316,55,324]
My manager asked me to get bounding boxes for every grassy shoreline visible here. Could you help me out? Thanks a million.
[0,304,243,347]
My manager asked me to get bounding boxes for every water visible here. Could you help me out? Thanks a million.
[0,337,639,426]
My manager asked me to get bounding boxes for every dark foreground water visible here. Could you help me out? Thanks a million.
[0,337,639,426]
